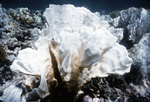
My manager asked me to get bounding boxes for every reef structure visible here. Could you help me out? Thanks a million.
[0,4,133,102]
[1,3,150,102]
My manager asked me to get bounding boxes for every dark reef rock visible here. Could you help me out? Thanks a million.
[109,10,120,19]
[113,7,150,49]
[0,45,6,66]
[76,75,150,102]
[76,75,126,102]
[101,8,150,102]
[128,33,150,94]
[129,33,150,75]
[0,4,46,89]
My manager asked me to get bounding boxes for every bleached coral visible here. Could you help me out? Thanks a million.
[42,4,132,89]
[0,4,132,101]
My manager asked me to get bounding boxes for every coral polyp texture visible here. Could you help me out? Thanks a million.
[0,4,133,102]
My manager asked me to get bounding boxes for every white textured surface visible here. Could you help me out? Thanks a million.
[2,4,132,101]
[43,4,132,87]
[0,84,23,102]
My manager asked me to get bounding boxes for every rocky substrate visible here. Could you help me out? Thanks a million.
[0,4,150,102]
[0,4,45,89]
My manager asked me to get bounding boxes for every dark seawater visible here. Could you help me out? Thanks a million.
[0,0,150,13]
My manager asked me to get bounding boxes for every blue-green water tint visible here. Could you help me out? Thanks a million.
[0,0,150,13]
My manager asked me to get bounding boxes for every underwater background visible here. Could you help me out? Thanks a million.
[1,0,150,13]
[0,0,150,102]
